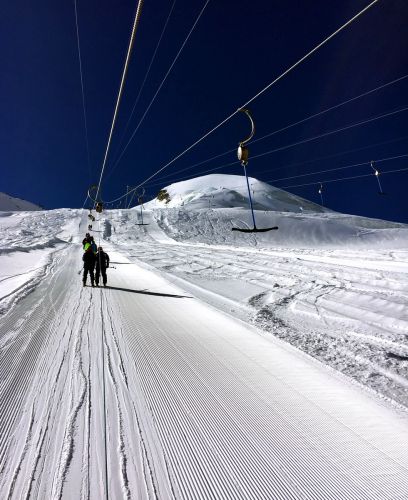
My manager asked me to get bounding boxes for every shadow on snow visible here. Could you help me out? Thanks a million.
[103,285,192,299]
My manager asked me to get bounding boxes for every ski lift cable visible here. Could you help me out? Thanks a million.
[106,0,177,179]
[82,193,90,209]
[251,73,408,146]
[135,141,408,195]
[268,153,408,184]
[105,0,380,205]
[74,0,92,182]
[150,73,408,185]
[249,106,408,161]
[94,0,144,206]
[139,107,408,191]
[109,0,211,176]
[281,166,408,190]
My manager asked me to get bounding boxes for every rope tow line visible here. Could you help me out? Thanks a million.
[107,0,178,180]
[110,0,211,175]
[281,166,408,190]
[74,0,92,183]
[153,72,408,184]
[107,0,380,205]
[267,153,408,184]
[94,0,144,207]
[138,106,408,192]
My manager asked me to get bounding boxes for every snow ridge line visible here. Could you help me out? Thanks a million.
[0,254,69,462]
[99,291,109,500]
[0,246,60,317]
[23,405,54,499]
[0,237,66,255]
[103,296,131,499]
[131,401,162,500]
[52,318,88,498]
[5,404,35,499]
[2,287,83,496]
[0,253,82,478]
[82,320,92,500]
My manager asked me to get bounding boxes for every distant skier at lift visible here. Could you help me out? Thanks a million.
[82,243,96,287]
[95,246,110,287]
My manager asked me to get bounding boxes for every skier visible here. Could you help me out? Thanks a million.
[82,233,91,248]
[82,243,96,287]
[95,246,110,287]
[89,236,97,254]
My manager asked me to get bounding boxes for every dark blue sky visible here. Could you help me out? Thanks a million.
[1,0,407,222]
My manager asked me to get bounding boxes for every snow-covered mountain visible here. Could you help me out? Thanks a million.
[145,173,327,212]
[0,192,42,211]
[137,174,407,249]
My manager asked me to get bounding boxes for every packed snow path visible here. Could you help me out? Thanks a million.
[110,209,408,406]
[0,224,408,498]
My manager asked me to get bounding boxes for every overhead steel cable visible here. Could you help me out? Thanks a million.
[111,0,211,173]
[251,73,408,145]
[247,106,408,160]
[152,73,408,184]
[281,166,408,190]
[133,136,408,193]
[107,0,380,205]
[137,106,408,190]
[94,0,144,204]
[74,0,92,182]
[108,0,177,177]
[268,153,408,184]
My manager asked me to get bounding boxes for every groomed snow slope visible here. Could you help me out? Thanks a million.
[1,179,408,498]
[0,212,408,499]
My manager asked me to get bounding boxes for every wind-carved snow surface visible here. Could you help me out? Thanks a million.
[0,175,408,498]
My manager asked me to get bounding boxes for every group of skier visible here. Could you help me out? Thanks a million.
[82,233,110,287]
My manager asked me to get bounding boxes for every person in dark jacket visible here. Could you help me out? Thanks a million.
[82,233,91,248]
[89,236,97,254]
[82,243,96,286]
[95,246,110,287]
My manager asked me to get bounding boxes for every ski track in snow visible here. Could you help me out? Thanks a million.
[0,206,407,498]
[107,208,408,408]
